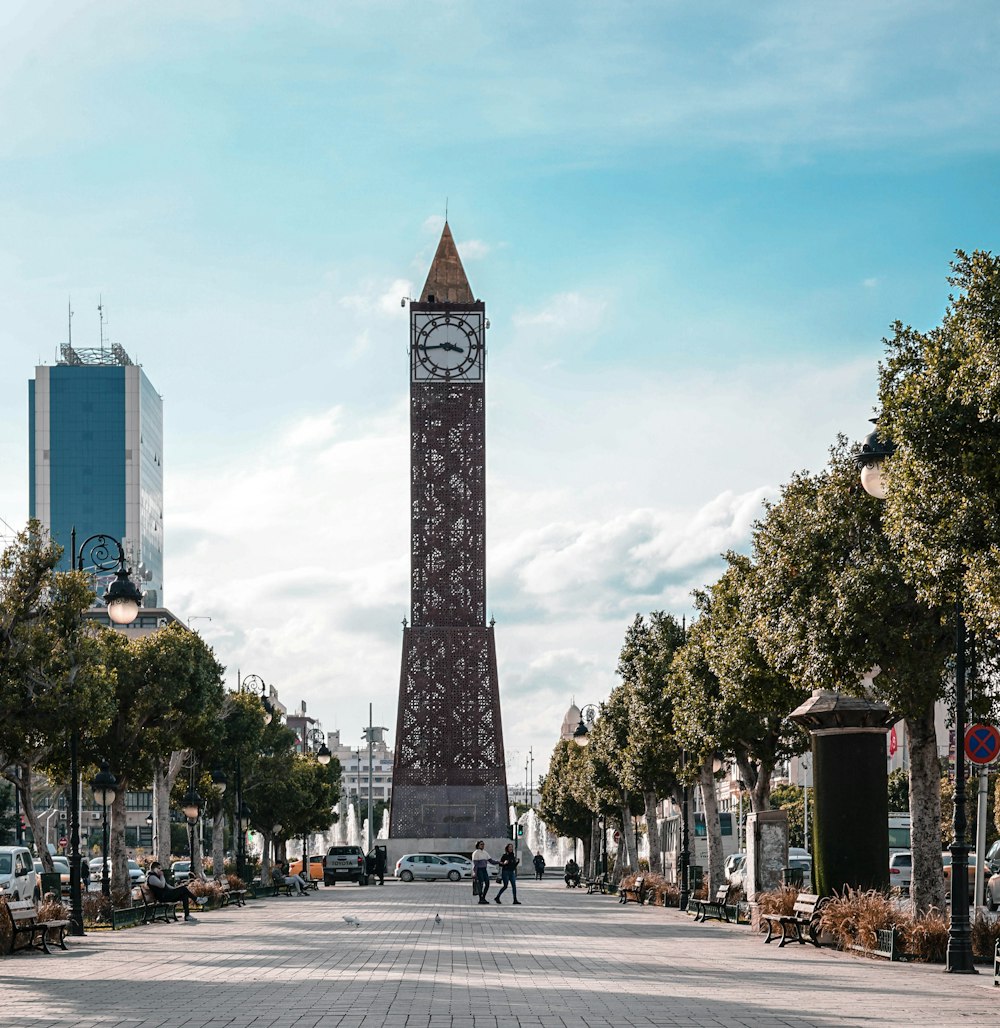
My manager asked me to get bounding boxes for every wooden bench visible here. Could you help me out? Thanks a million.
[138,883,180,924]
[761,893,826,948]
[619,875,646,904]
[215,877,247,907]
[691,883,737,923]
[2,899,71,954]
[585,874,608,895]
[270,870,296,896]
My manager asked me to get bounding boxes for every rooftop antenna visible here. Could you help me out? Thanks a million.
[67,298,73,346]
[98,296,106,355]
[445,197,448,222]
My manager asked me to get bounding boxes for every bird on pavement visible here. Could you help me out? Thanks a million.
[434,914,442,925]
[342,915,360,926]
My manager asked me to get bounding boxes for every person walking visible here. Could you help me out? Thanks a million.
[471,840,499,905]
[495,843,521,905]
[533,852,546,880]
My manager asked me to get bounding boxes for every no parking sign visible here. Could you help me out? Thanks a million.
[964,723,1000,765]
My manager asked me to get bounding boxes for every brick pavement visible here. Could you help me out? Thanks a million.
[1,877,997,1027]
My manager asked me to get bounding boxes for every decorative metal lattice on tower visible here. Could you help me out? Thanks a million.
[390,224,509,839]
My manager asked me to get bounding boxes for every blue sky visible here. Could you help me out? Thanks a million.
[1,1,998,779]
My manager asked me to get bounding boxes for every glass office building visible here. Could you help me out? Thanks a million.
[29,343,164,605]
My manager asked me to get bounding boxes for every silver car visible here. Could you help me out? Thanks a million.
[439,854,474,878]
[395,853,464,882]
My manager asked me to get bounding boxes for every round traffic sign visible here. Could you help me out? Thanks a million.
[964,723,1000,765]
[613,830,621,843]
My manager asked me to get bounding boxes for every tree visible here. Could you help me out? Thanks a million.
[667,611,727,892]
[88,623,227,899]
[747,444,954,914]
[877,250,1000,638]
[538,739,594,870]
[585,689,644,878]
[770,783,812,849]
[0,522,115,872]
[700,558,809,812]
[616,612,686,873]
[887,768,910,812]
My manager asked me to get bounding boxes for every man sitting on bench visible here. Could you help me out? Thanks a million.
[146,862,203,921]
[564,858,581,888]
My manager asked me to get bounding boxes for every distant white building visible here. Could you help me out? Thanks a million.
[328,729,394,804]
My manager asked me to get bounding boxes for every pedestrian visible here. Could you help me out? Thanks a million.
[495,843,521,905]
[374,846,387,886]
[533,852,546,880]
[471,840,499,905]
[564,857,581,887]
[146,861,204,921]
[80,855,91,892]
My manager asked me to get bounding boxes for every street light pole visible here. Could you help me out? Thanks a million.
[855,421,976,974]
[68,529,141,936]
[89,762,117,898]
[679,749,691,912]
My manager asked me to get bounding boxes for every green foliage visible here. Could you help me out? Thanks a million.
[0,522,116,774]
[769,782,812,849]
[87,623,227,791]
[887,768,910,812]
[538,739,594,841]
[616,612,686,797]
[878,250,1000,636]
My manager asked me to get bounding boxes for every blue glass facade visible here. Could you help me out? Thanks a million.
[47,366,127,570]
[29,358,164,603]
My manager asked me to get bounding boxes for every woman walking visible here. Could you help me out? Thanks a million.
[495,843,521,905]
[471,840,498,905]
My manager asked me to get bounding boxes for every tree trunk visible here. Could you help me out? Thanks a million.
[108,786,132,906]
[642,790,661,874]
[589,817,600,878]
[618,794,639,875]
[211,809,226,879]
[699,759,725,894]
[260,833,272,886]
[907,706,946,916]
[13,762,54,873]
[735,751,771,813]
[153,752,186,865]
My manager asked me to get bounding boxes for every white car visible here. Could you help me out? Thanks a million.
[438,854,474,878]
[0,846,40,902]
[395,854,464,882]
[889,851,912,893]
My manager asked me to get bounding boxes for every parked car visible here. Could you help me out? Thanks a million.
[170,859,192,883]
[395,853,464,882]
[439,854,474,878]
[127,860,145,884]
[724,851,746,880]
[942,850,987,902]
[32,856,71,890]
[323,845,367,885]
[986,838,1000,875]
[985,871,1000,911]
[889,851,912,892]
[289,854,325,881]
[0,846,40,901]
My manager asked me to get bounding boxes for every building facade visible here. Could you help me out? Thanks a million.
[29,341,164,605]
[328,729,394,804]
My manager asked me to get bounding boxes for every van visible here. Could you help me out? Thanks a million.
[0,846,40,902]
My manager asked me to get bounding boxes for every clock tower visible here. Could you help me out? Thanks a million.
[389,223,509,847]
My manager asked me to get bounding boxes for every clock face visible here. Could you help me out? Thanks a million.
[412,312,483,382]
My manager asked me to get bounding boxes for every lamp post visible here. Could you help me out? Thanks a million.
[855,421,976,974]
[68,529,141,936]
[572,704,603,877]
[679,749,691,912]
[89,761,117,897]
[182,770,203,871]
[233,672,273,882]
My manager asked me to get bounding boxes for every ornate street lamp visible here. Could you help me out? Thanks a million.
[317,742,332,765]
[855,421,974,974]
[182,780,203,870]
[232,673,275,882]
[89,761,117,898]
[67,529,141,936]
[572,704,605,877]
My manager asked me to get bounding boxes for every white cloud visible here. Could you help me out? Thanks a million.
[512,291,608,334]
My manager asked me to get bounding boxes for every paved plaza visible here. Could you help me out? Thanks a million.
[2,878,997,1028]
